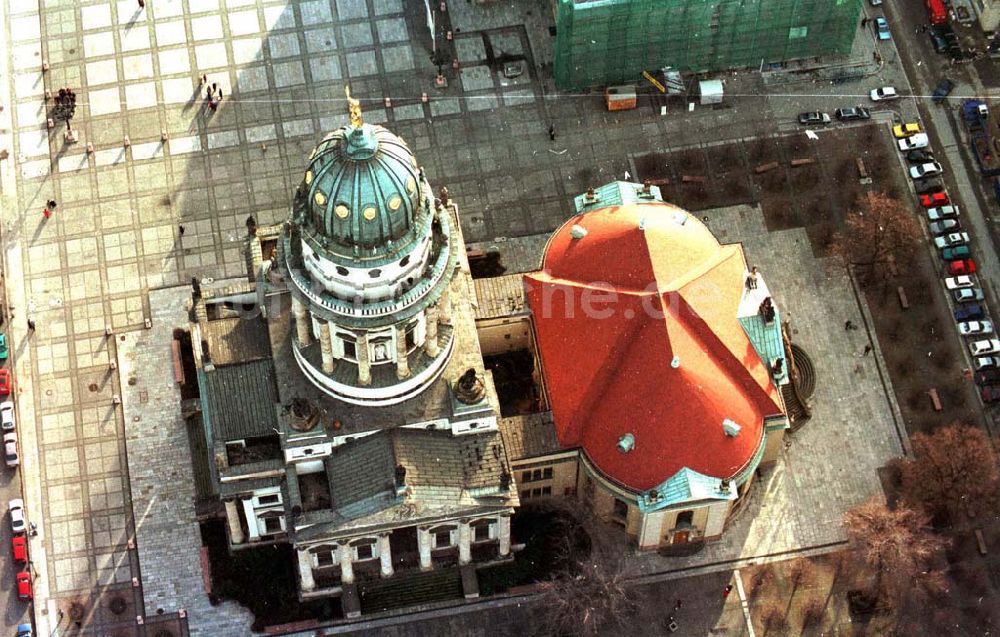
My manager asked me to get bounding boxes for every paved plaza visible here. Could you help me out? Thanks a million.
[0,0,922,635]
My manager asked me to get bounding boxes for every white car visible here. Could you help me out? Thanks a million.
[911,162,943,180]
[934,232,970,249]
[974,356,1000,370]
[955,288,985,303]
[927,205,959,221]
[945,275,975,290]
[8,499,23,535]
[970,339,1000,356]
[870,86,899,101]
[0,401,14,432]
[960,321,994,336]
[3,433,17,468]
[928,219,960,235]
[898,133,929,150]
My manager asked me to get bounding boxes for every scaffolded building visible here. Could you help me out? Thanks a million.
[553,0,862,90]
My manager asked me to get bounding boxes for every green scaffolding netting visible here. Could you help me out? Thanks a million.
[554,0,862,90]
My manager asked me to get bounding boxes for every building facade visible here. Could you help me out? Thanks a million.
[553,0,862,90]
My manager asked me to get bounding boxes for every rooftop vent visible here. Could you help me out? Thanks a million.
[671,356,681,369]
[570,224,588,239]
[617,432,636,453]
[722,419,741,437]
[638,217,647,231]
[672,211,688,226]
[719,478,731,493]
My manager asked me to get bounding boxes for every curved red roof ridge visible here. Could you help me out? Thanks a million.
[526,203,783,491]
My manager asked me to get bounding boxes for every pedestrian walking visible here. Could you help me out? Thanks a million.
[863,344,873,356]
[178,225,185,236]
[217,88,223,101]
[138,0,145,8]
[212,82,218,95]
[844,319,855,331]
[208,99,218,112]
[200,74,207,85]
[206,85,214,99]
[42,208,51,219]
[723,584,733,598]
[548,124,556,141]
[46,199,57,210]
[674,599,682,611]
[27,318,35,332]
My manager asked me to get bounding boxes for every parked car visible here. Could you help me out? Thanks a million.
[976,369,1000,385]
[835,107,871,121]
[930,30,948,53]
[11,535,26,564]
[911,161,943,180]
[959,321,994,336]
[897,135,929,153]
[934,232,969,249]
[929,219,960,234]
[8,499,24,535]
[927,205,959,220]
[1,401,14,432]
[870,0,882,6]
[4,433,17,468]
[942,245,972,261]
[955,287,985,303]
[920,191,949,207]
[947,258,976,275]
[875,16,891,40]
[916,178,945,195]
[894,122,923,139]
[946,275,975,289]
[981,385,1000,402]
[16,621,32,637]
[870,86,899,101]
[974,354,1000,370]
[0,370,13,396]
[0,335,8,361]
[798,111,831,125]
[971,339,1000,355]
[907,149,934,163]
[932,78,955,103]
[956,303,985,321]
[15,571,31,601]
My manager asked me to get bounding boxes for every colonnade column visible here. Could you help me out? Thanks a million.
[339,544,354,584]
[395,324,410,379]
[379,534,394,578]
[319,321,335,374]
[225,500,245,545]
[357,332,371,386]
[297,549,316,592]
[417,527,432,571]
[458,520,471,566]
[498,514,511,557]
[291,297,311,346]
[438,287,452,326]
[424,306,439,357]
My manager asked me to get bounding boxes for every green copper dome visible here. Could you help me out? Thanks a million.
[298,123,422,257]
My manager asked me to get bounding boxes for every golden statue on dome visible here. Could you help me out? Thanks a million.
[345,85,363,128]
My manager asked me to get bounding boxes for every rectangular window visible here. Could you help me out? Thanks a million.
[342,338,356,359]
[532,488,542,497]
[521,471,532,484]
[543,467,553,480]
[262,517,283,533]
[434,530,453,548]
[258,494,280,506]
[474,523,492,542]
[316,551,334,568]
[542,486,552,496]
[520,489,531,499]
[532,469,542,481]
[612,499,628,520]
[355,543,374,560]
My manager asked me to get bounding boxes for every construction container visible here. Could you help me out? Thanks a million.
[605,85,637,111]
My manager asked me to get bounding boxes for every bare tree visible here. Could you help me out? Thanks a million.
[843,498,949,606]
[829,192,921,281]
[536,506,640,636]
[898,423,999,521]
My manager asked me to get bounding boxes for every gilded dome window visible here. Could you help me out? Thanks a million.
[305,170,313,185]
[405,178,416,194]
[335,266,349,276]
[335,204,350,219]
[314,191,327,207]
[363,207,378,221]
[387,195,403,211]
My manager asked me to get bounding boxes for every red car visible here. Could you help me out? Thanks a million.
[0,369,12,396]
[920,192,949,208]
[15,571,31,601]
[11,536,26,564]
[948,259,977,275]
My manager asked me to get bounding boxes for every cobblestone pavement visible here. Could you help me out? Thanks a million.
[0,0,919,635]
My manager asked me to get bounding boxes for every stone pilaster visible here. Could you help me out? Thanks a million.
[297,549,316,592]
[458,521,471,566]
[438,287,452,326]
[319,321,335,374]
[339,544,354,584]
[417,526,432,571]
[498,515,511,557]
[225,500,245,545]
[424,306,439,357]
[291,297,311,347]
[357,332,371,386]
[395,324,410,379]
[379,534,393,578]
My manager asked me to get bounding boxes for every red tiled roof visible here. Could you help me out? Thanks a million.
[525,203,783,492]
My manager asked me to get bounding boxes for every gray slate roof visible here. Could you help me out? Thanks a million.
[326,434,396,509]
[201,315,272,367]
[202,359,280,442]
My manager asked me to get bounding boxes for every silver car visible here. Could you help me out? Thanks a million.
[3,433,17,468]
[8,499,24,535]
